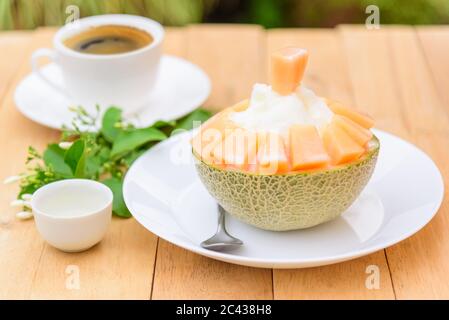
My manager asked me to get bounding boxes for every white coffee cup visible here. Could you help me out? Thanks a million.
[31,179,113,252]
[31,14,164,114]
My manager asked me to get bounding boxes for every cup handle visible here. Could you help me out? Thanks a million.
[31,48,69,97]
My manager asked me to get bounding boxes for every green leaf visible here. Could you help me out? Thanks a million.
[151,120,176,128]
[102,177,132,218]
[152,120,178,137]
[101,107,122,142]
[16,106,215,222]
[64,140,86,178]
[85,156,101,179]
[175,108,212,131]
[96,145,111,162]
[122,149,147,167]
[19,183,41,198]
[111,127,166,158]
[43,144,73,178]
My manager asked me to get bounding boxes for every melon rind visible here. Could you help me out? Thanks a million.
[194,136,379,231]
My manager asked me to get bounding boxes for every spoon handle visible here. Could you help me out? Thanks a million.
[217,205,226,232]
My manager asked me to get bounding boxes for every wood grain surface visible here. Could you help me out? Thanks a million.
[0,25,447,299]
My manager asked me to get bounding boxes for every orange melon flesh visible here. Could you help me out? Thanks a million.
[333,115,373,146]
[327,100,374,129]
[222,129,258,169]
[271,47,308,95]
[192,109,236,163]
[193,98,375,172]
[199,128,224,164]
[231,99,249,112]
[191,113,221,160]
[323,123,365,165]
[289,125,329,170]
[257,132,289,174]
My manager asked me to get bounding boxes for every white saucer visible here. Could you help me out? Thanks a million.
[14,55,211,130]
[123,130,443,268]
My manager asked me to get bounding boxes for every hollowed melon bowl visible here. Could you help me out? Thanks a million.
[193,136,379,231]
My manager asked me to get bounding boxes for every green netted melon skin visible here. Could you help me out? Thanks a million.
[194,137,379,231]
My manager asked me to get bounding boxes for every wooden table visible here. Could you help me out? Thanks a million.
[0,24,448,300]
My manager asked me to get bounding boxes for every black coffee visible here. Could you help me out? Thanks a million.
[64,25,153,55]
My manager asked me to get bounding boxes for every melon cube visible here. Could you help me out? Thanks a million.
[222,129,258,169]
[323,123,365,165]
[231,99,250,112]
[191,113,222,159]
[271,47,308,95]
[327,100,374,129]
[257,132,289,174]
[289,125,329,170]
[191,108,236,163]
[333,115,373,146]
[201,128,225,164]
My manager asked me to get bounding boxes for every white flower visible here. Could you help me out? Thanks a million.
[10,199,31,208]
[16,211,34,220]
[21,194,33,201]
[59,141,73,150]
[3,175,23,184]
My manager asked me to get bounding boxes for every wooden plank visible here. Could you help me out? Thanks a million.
[153,241,273,299]
[186,24,267,112]
[338,26,409,138]
[162,27,188,57]
[0,29,59,300]
[2,25,447,300]
[151,24,273,300]
[29,218,157,299]
[0,28,158,299]
[340,25,449,299]
[416,27,449,113]
[0,32,32,102]
[267,29,395,300]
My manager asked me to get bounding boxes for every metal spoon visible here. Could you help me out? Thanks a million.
[200,205,243,251]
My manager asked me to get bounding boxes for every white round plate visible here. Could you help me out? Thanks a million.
[123,129,443,268]
[14,55,211,130]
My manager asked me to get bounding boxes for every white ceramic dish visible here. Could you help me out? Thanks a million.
[31,179,113,252]
[15,55,211,130]
[123,129,444,268]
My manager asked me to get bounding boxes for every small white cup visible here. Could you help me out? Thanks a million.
[31,14,165,114]
[31,179,113,252]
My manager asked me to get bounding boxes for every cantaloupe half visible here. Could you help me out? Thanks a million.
[194,136,379,231]
[271,47,308,95]
[289,125,329,170]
